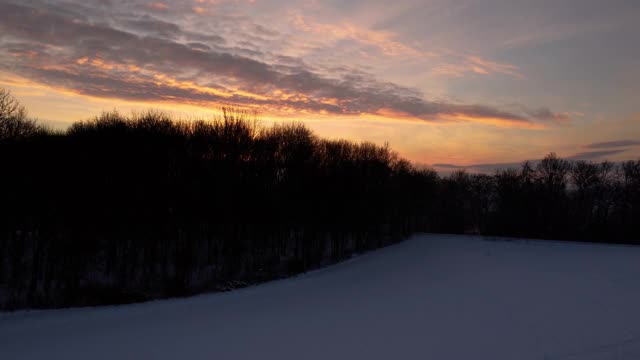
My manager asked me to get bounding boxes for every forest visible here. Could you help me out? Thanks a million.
[1,88,639,310]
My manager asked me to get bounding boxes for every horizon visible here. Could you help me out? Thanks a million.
[1,0,639,166]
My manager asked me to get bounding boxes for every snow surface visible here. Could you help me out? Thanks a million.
[2,234,640,359]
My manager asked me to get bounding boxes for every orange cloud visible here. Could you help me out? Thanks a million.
[147,2,168,10]
[431,55,522,78]
[0,1,558,131]
[374,108,542,129]
[288,11,423,57]
[466,56,523,79]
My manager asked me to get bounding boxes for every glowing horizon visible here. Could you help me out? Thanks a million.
[1,0,639,167]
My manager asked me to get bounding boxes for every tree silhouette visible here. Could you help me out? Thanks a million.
[1,89,639,310]
[0,89,43,140]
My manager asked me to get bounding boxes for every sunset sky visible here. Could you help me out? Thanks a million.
[1,0,639,169]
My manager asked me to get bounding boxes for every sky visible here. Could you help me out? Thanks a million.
[0,0,639,168]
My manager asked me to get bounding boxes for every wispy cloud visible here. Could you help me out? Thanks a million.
[287,10,423,58]
[500,21,619,49]
[567,149,628,160]
[585,140,640,149]
[0,0,562,127]
[433,148,632,173]
[521,107,571,123]
[431,55,522,79]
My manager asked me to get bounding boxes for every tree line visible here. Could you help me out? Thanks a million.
[439,156,639,242]
[0,90,434,309]
[0,89,638,310]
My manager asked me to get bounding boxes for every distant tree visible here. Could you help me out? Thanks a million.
[533,153,572,237]
[469,173,494,233]
[491,168,524,236]
[621,160,640,187]
[437,170,473,233]
[536,153,571,194]
[618,160,640,240]
[570,161,610,238]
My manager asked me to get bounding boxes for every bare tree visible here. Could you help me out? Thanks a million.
[536,152,571,194]
[0,88,40,140]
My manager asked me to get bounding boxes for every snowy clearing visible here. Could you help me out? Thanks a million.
[2,234,640,359]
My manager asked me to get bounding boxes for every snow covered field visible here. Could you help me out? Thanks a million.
[2,234,640,359]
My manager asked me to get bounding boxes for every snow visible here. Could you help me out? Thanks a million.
[2,234,640,359]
